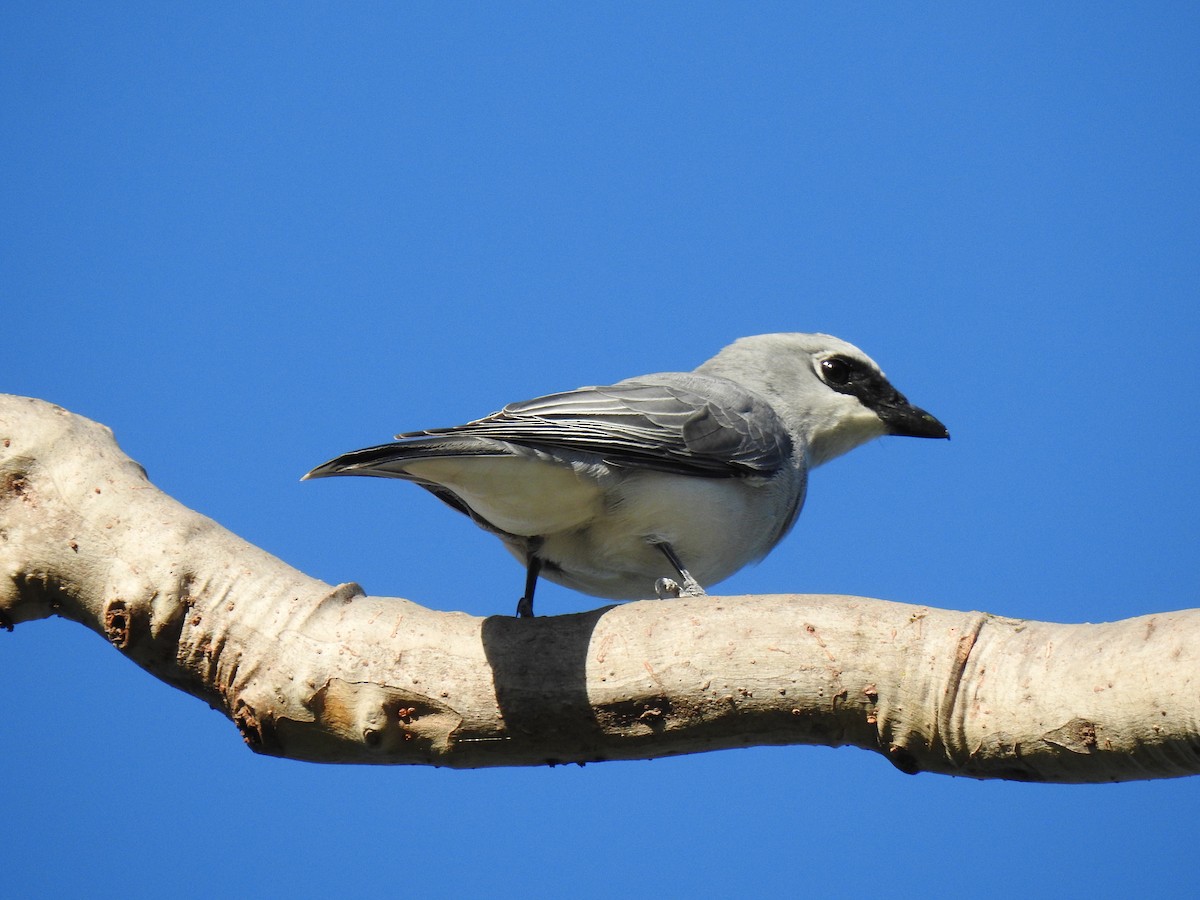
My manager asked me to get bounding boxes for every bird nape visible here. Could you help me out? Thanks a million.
[304,332,948,617]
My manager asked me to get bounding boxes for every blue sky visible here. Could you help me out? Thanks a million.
[4,4,1199,897]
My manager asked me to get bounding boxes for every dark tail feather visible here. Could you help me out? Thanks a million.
[302,436,511,481]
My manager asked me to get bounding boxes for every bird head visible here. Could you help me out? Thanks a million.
[696,332,949,468]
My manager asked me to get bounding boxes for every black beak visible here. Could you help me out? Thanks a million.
[874,395,950,440]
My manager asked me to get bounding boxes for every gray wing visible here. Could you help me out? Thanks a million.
[389,372,793,478]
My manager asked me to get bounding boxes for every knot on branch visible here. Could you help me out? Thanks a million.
[104,599,131,649]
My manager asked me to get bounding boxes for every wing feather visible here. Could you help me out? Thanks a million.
[395,372,791,477]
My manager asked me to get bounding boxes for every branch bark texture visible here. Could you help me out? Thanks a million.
[1,394,1197,781]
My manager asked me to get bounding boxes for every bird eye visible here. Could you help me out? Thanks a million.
[821,357,852,386]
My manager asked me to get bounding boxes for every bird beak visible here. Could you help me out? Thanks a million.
[875,395,950,439]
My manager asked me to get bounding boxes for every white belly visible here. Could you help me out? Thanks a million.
[533,468,800,600]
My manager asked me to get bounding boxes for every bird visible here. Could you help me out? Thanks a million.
[304,332,948,617]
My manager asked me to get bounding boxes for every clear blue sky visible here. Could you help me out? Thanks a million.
[5,4,1199,897]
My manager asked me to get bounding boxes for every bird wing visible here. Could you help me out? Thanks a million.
[395,372,793,478]
[302,373,798,542]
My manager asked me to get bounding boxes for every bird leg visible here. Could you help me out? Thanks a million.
[515,553,543,618]
[652,541,706,597]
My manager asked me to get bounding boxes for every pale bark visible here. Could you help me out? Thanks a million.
[1,393,1197,780]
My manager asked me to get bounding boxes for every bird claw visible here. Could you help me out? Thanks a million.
[655,577,682,599]
[515,596,534,618]
[654,577,706,599]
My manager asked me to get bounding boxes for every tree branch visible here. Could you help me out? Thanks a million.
[2,394,1197,780]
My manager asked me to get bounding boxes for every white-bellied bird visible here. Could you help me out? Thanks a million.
[305,333,948,616]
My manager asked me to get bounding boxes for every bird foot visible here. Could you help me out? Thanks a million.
[655,577,682,598]
[515,596,534,618]
[655,577,707,599]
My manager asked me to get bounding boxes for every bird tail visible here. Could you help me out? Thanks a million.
[301,436,511,481]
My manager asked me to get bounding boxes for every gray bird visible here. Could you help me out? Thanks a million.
[304,333,948,616]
